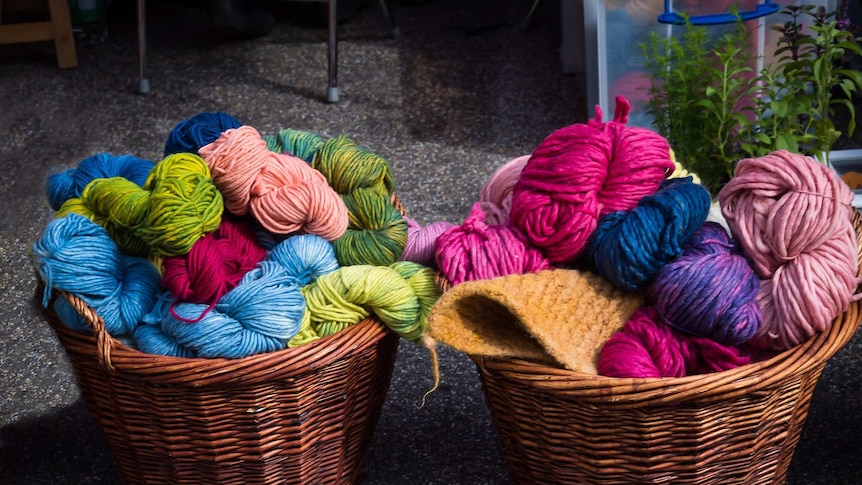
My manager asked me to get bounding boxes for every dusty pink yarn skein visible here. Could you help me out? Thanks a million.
[479,155,530,225]
[402,216,455,267]
[435,203,551,286]
[510,96,674,264]
[719,150,860,350]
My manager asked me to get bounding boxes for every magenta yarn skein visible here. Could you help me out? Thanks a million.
[435,203,551,286]
[719,150,860,350]
[510,96,674,263]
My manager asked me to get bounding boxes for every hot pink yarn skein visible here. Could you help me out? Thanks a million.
[161,217,267,305]
[598,306,751,378]
[479,155,530,225]
[510,96,674,264]
[719,150,860,350]
[435,203,551,286]
[198,126,349,241]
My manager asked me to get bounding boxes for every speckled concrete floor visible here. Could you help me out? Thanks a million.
[0,1,860,484]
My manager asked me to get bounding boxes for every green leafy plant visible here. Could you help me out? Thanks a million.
[640,6,862,193]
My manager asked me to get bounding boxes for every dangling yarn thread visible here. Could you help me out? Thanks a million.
[31,214,161,336]
[587,177,711,292]
[510,96,675,264]
[719,150,861,350]
[198,125,348,241]
[478,155,530,225]
[436,203,551,286]
[598,306,751,378]
[647,222,762,345]
[56,152,224,257]
[46,153,155,211]
[402,216,455,268]
[164,112,243,156]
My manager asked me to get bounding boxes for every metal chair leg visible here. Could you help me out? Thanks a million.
[326,0,339,103]
[379,0,399,38]
[519,0,542,31]
[137,0,150,94]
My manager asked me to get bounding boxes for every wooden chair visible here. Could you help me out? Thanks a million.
[0,0,78,68]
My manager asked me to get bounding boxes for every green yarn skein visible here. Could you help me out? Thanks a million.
[312,135,395,195]
[288,261,441,347]
[264,128,325,162]
[56,153,223,257]
[334,188,407,266]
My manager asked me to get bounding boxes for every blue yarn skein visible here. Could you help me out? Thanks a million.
[587,177,711,291]
[163,112,243,156]
[46,153,155,210]
[31,214,161,336]
[647,222,763,346]
[268,234,340,286]
[135,261,306,358]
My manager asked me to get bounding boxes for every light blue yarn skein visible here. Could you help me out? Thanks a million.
[46,153,155,211]
[31,214,161,336]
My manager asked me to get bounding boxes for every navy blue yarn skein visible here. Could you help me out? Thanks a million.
[31,214,161,336]
[647,222,763,346]
[164,112,243,156]
[46,153,155,210]
[586,177,711,291]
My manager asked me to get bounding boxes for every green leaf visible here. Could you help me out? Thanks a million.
[770,99,789,118]
[776,133,799,152]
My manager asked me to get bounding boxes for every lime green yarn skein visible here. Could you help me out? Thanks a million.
[141,153,223,256]
[334,188,408,266]
[56,188,150,257]
[312,135,395,195]
[388,261,441,341]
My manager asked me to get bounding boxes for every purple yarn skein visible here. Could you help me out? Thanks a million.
[647,222,762,346]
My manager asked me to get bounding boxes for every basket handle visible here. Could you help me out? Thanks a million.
[59,290,117,371]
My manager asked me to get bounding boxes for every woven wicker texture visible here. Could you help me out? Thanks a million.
[41,289,399,485]
[471,210,862,485]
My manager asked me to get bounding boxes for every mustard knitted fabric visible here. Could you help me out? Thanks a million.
[427,269,643,373]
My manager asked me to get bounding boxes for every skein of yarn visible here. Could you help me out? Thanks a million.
[478,155,530,225]
[198,125,348,241]
[31,214,162,336]
[46,153,155,211]
[719,150,860,349]
[56,152,224,257]
[587,177,711,292]
[164,112,243,156]
[334,187,408,266]
[267,233,340,286]
[264,128,325,163]
[647,222,762,345]
[312,135,395,195]
[435,203,551,286]
[135,260,306,358]
[402,216,455,268]
[510,96,675,264]
[161,217,267,305]
[597,306,751,378]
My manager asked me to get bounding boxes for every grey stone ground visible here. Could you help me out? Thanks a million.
[0,1,859,483]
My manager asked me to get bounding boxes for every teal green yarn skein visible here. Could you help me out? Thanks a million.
[265,128,325,163]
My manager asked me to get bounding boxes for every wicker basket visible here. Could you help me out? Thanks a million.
[471,211,862,485]
[40,289,399,485]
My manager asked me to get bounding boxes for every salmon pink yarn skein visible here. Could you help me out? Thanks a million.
[719,150,860,350]
[435,203,551,286]
[479,155,530,225]
[198,125,348,241]
[510,96,674,264]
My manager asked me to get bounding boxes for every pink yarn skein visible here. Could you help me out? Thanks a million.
[402,216,455,268]
[435,203,551,286]
[598,306,751,378]
[198,126,349,241]
[479,155,530,225]
[719,150,860,350]
[510,96,674,264]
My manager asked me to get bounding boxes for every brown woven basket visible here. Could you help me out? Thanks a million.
[40,288,399,485]
[470,210,862,485]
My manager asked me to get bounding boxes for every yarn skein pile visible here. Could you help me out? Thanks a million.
[32,112,442,363]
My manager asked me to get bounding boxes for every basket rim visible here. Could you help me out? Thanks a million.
[471,209,862,406]
[43,288,395,387]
